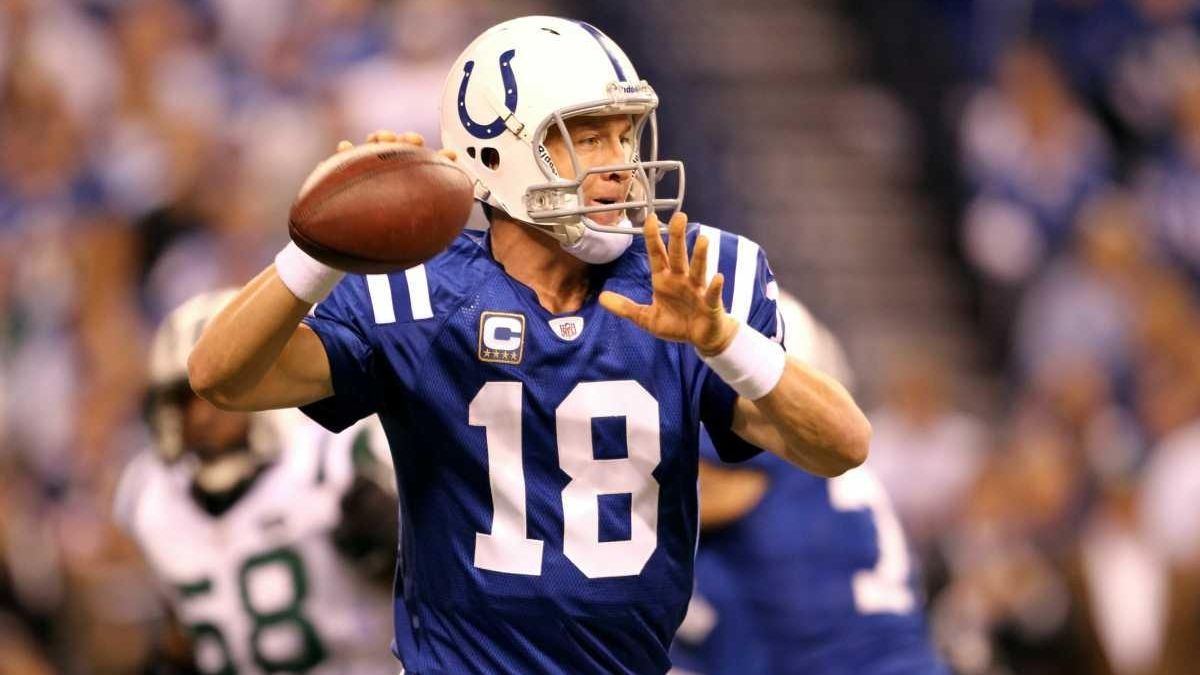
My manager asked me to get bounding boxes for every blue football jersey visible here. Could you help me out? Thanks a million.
[300,225,777,674]
[669,551,771,675]
[673,435,949,675]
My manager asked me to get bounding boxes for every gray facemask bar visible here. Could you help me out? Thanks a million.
[522,93,685,234]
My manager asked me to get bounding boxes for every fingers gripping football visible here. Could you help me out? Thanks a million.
[599,212,738,355]
[336,130,457,162]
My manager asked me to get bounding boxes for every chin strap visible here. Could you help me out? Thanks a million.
[189,457,269,517]
[195,453,265,495]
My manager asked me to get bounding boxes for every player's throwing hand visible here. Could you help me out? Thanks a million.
[335,129,458,162]
[600,212,739,356]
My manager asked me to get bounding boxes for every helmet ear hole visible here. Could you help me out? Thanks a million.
[481,147,500,170]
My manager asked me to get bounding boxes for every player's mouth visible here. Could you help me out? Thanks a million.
[586,198,622,225]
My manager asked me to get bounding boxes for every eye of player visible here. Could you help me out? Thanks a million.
[568,117,635,157]
[576,132,603,150]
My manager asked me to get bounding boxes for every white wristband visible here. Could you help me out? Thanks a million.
[700,321,786,401]
[274,242,344,304]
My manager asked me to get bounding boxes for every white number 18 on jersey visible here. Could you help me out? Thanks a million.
[469,380,661,579]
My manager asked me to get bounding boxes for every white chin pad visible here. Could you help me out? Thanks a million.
[561,217,634,264]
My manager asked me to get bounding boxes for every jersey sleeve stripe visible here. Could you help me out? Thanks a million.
[366,274,397,325]
[404,265,434,320]
[731,236,760,322]
[698,225,722,286]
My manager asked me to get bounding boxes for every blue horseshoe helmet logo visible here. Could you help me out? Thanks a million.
[458,49,518,139]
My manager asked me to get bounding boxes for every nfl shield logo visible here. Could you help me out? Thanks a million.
[548,316,584,342]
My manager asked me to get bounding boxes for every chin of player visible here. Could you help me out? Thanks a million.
[584,208,624,227]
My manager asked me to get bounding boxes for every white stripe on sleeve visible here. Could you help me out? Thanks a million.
[405,264,434,320]
[698,225,722,286]
[366,274,396,325]
[731,236,760,322]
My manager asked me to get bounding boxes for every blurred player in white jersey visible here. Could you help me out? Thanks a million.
[114,290,398,675]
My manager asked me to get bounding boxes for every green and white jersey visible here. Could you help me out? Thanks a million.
[115,412,397,675]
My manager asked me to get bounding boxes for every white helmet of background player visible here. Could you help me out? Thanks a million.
[439,16,684,248]
[775,289,856,390]
[148,289,280,496]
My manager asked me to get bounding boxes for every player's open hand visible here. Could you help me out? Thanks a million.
[335,130,457,162]
[600,212,738,356]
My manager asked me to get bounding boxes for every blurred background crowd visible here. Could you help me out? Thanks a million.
[3,0,1200,674]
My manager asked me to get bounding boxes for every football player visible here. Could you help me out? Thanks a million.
[187,16,871,674]
[673,291,948,675]
[114,290,398,675]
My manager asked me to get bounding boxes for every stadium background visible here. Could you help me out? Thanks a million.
[3,0,1200,673]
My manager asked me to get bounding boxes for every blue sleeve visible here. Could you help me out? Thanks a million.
[692,226,779,463]
[300,276,384,433]
[699,425,786,475]
[698,425,724,464]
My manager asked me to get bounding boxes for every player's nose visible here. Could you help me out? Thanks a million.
[601,137,632,168]
[601,153,633,182]
[599,166,632,183]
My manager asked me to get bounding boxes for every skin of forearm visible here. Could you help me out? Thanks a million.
[736,357,871,477]
[187,267,313,406]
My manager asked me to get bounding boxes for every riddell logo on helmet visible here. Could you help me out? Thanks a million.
[537,145,559,176]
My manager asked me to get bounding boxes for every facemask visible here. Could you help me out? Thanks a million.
[560,216,634,264]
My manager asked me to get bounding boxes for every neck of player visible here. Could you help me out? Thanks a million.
[490,216,591,314]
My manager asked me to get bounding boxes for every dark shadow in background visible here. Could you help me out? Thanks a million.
[842,0,1003,367]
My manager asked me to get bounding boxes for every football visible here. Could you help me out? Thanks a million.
[288,143,475,274]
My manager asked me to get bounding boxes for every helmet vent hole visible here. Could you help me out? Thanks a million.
[540,27,560,36]
[466,147,476,159]
[481,147,501,170]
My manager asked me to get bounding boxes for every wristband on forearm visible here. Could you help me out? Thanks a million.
[274,242,344,304]
[699,321,786,400]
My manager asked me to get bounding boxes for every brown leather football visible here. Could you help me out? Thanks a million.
[288,143,475,274]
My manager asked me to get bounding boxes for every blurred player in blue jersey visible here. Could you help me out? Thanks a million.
[671,291,948,675]
[187,16,871,675]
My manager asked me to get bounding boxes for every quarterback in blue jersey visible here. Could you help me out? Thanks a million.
[187,16,871,675]
[672,292,947,675]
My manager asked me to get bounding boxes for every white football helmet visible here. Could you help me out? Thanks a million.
[775,289,856,389]
[439,16,684,245]
[148,289,280,495]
